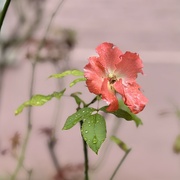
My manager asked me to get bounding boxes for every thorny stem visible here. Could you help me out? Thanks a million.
[0,0,12,31]
[109,148,132,180]
[11,62,36,180]
[80,120,89,180]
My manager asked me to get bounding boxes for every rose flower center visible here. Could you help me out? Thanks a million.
[108,73,117,84]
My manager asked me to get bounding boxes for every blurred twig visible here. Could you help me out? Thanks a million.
[36,0,65,55]
[10,62,36,180]
[11,0,66,179]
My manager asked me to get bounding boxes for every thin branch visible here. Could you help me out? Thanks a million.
[37,0,65,54]
[0,0,12,31]
[109,148,132,180]
[10,63,36,180]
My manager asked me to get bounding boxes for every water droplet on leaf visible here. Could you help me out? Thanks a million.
[92,136,98,144]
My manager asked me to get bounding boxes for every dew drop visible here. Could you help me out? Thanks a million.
[92,136,98,144]
[85,130,88,134]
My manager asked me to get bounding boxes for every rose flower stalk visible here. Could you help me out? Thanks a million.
[84,42,148,114]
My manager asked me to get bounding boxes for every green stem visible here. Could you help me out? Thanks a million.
[110,148,131,180]
[80,120,89,180]
[11,63,36,180]
[0,0,12,31]
[85,96,99,107]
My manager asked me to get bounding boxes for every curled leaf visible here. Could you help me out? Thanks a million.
[69,77,86,87]
[70,92,86,107]
[110,136,129,152]
[15,89,66,115]
[100,104,142,127]
[49,70,84,79]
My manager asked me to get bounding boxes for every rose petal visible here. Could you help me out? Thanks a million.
[84,56,105,94]
[113,79,124,96]
[96,42,123,71]
[101,78,119,112]
[115,52,143,82]
[120,82,148,114]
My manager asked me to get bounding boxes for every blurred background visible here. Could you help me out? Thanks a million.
[0,0,180,179]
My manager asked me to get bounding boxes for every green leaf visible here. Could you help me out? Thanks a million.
[119,100,143,126]
[15,89,66,115]
[69,77,86,87]
[81,113,106,154]
[110,136,129,152]
[62,107,96,130]
[173,134,180,154]
[70,92,86,107]
[49,69,84,79]
[100,104,142,127]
